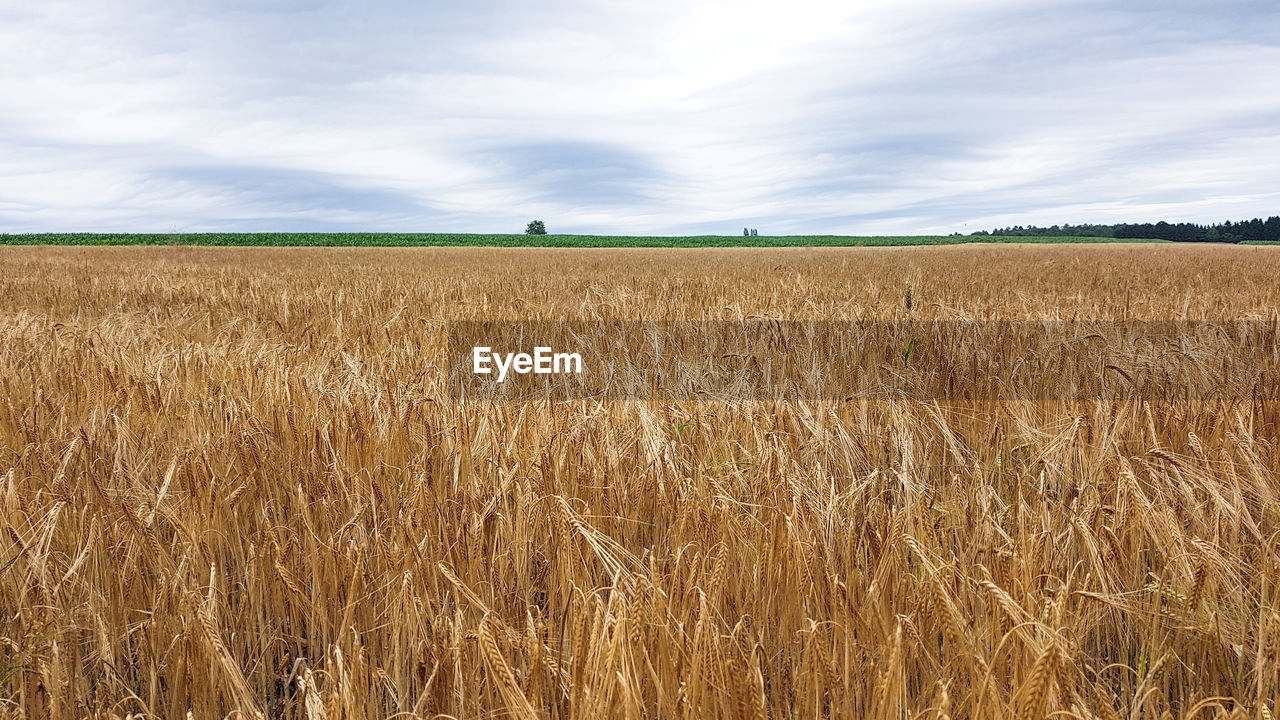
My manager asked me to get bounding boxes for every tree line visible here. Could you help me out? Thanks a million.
[971,217,1280,243]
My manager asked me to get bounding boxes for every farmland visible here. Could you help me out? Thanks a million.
[1,244,1278,719]
[0,232,1161,247]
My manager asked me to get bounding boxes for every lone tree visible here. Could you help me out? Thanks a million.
[525,220,547,235]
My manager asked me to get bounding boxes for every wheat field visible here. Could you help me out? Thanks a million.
[1,244,1278,719]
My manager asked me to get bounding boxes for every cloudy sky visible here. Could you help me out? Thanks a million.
[2,1,1278,235]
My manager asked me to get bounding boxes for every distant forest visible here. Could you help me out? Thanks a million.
[972,216,1280,243]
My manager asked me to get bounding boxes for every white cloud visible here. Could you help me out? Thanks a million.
[1,0,1277,234]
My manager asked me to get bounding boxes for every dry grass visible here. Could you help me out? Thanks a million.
[0,244,1278,719]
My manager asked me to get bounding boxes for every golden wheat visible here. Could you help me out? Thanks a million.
[0,244,1278,718]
